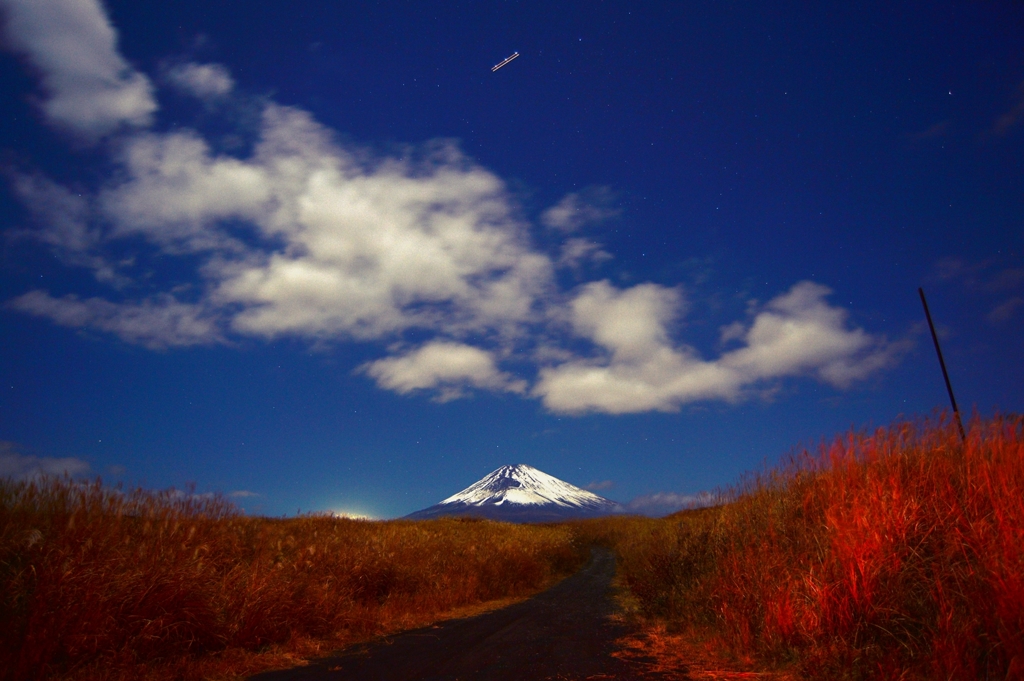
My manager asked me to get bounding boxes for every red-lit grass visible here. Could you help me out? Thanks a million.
[0,479,584,681]
[605,414,1024,679]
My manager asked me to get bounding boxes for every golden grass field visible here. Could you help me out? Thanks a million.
[2,413,1021,680]
[0,482,585,680]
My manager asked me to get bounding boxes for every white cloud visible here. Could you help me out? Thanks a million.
[720,281,896,388]
[166,62,234,99]
[8,290,223,349]
[11,104,554,350]
[92,106,554,341]
[718,320,747,344]
[363,341,527,401]
[0,0,904,413]
[6,112,899,411]
[0,0,156,138]
[534,281,899,414]
[99,128,273,252]
[229,490,260,498]
[0,442,90,480]
[534,281,741,413]
[569,281,684,361]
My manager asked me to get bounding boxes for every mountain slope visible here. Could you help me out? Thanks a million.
[404,464,623,522]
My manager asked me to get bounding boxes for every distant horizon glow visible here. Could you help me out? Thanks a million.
[327,510,376,521]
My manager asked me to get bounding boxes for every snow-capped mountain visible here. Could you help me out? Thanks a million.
[404,464,623,523]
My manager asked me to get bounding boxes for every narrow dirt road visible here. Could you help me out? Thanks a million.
[249,547,679,681]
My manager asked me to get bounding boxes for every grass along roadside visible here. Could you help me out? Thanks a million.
[0,479,586,681]
[583,414,1024,680]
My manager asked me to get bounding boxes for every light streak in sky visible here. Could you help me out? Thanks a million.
[491,52,520,72]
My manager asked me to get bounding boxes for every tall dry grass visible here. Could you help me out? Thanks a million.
[607,414,1024,679]
[0,478,585,681]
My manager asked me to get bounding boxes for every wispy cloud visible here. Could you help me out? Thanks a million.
[0,441,90,481]
[8,291,223,349]
[557,238,613,273]
[910,120,950,141]
[933,257,1024,292]
[540,187,618,233]
[988,297,1023,324]
[585,480,614,491]
[0,0,905,413]
[625,491,717,516]
[6,173,127,284]
[0,0,156,139]
[932,257,1024,325]
[991,81,1024,137]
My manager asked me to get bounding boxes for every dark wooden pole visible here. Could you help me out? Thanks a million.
[918,287,966,441]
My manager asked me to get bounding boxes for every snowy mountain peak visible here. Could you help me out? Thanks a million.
[404,463,622,522]
[439,463,612,509]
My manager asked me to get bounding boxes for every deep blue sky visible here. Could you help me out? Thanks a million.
[1,0,1021,518]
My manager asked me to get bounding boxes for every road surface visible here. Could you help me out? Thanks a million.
[249,547,677,680]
